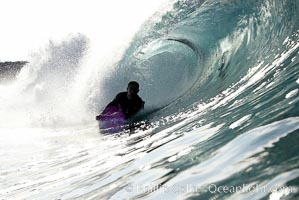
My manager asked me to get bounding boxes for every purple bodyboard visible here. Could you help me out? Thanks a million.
[97,106,126,133]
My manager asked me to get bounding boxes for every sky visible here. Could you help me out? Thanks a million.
[0,0,169,61]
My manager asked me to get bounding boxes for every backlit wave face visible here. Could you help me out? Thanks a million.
[98,0,299,114]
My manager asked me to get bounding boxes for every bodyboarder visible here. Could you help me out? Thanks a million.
[96,81,145,122]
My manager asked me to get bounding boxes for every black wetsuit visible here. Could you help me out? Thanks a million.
[107,92,144,119]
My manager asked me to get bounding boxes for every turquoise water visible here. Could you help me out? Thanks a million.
[1,0,299,199]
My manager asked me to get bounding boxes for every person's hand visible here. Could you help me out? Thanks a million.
[96,115,101,120]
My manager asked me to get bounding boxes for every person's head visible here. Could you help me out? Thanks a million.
[127,81,139,99]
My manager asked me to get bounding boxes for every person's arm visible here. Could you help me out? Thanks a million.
[106,94,120,107]
[96,94,121,120]
[130,99,145,117]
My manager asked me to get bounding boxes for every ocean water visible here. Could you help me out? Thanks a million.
[1,0,299,199]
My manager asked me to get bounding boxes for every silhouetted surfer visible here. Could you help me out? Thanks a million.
[96,81,144,121]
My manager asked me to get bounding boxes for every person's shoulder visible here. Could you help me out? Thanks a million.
[137,95,144,109]
[116,92,127,98]
[136,95,144,103]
